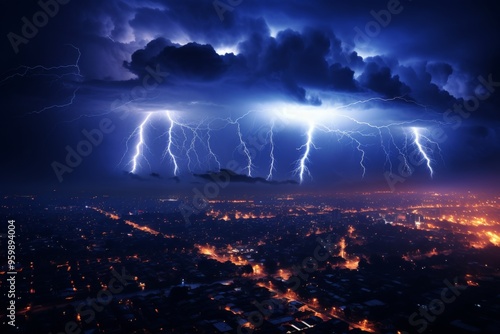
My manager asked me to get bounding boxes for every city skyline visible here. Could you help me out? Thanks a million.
[2,190,499,333]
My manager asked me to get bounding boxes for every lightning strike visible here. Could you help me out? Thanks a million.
[165,111,180,176]
[266,122,276,181]
[184,123,203,172]
[223,113,254,176]
[316,124,369,178]
[121,97,442,183]
[130,113,152,174]
[412,127,434,177]
[236,123,253,176]
[0,44,83,115]
[1,44,82,84]
[295,123,315,183]
[207,128,222,171]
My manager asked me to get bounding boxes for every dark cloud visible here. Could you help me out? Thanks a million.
[127,42,228,80]
[194,169,298,185]
[359,61,410,97]
[397,62,456,110]
[343,51,365,71]
[124,171,145,181]
[446,125,500,173]
[426,62,453,88]
[329,63,357,91]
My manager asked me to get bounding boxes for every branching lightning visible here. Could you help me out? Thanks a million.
[2,44,444,184]
[412,127,438,177]
[121,96,443,183]
[1,44,82,84]
[207,127,222,171]
[164,111,180,176]
[229,114,254,176]
[128,113,152,174]
[294,123,316,183]
[266,121,276,181]
[30,87,81,114]
[1,44,83,115]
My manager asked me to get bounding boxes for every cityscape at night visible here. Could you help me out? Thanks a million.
[1,1,500,333]
[1,190,500,333]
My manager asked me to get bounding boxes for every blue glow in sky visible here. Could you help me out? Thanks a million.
[1,0,499,191]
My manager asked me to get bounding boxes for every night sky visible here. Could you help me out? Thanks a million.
[1,0,499,193]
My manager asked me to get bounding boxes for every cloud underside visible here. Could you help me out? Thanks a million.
[194,169,297,185]
[124,32,458,111]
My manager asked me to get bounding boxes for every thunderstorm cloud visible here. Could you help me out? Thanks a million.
[1,0,499,189]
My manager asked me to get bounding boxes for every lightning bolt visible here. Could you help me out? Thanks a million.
[127,113,152,174]
[236,122,253,176]
[186,123,204,172]
[294,123,315,183]
[316,124,370,178]
[335,95,431,113]
[0,44,83,115]
[207,127,221,171]
[1,44,82,84]
[164,111,180,176]
[266,121,276,181]
[29,87,81,114]
[330,115,444,177]
[125,110,232,177]
[412,127,436,177]
[3,43,448,184]
[397,130,412,176]
[274,94,448,182]
[223,112,254,176]
[119,95,444,183]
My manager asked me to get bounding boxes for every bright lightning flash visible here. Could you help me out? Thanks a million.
[274,98,442,182]
[223,113,254,176]
[122,97,442,183]
[266,121,276,181]
[412,127,436,177]
[164,111,180,176]
[294,123,315,183]
[129,113,152,174]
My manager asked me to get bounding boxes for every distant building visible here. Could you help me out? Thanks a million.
[406,213,423,226]
[384,213,397,224]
